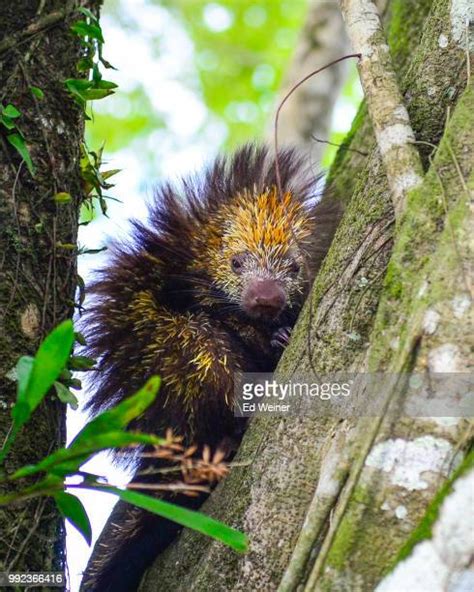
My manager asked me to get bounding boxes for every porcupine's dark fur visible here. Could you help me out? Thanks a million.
[80,145,342,591]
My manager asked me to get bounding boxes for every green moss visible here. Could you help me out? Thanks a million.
[383,262,403,299]
[391,449,474,568]
[387,0,433,77]
[324,482,405,584]
[327,101,375,204]
[369,83,473,366]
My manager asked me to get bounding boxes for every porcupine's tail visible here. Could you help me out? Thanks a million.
[80,449,211,592]
[80,493,203,592]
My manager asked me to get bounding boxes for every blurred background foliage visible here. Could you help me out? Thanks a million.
[85,0,362,222]
[166,0,309,148]
[87,0,308,163]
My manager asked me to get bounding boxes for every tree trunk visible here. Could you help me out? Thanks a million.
[0,0,100,577]
[140,0,472,590]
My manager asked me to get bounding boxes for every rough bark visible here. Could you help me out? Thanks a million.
[140,0,472,591]
[0,0,100,577]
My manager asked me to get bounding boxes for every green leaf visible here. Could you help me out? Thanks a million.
[3,104,21,118]
[78,246,107,256]
[30,86,44,99]
[71,376,161,448]
[78,7,99,22]
[68,355,95,370]
[55,491,92,545]
[96,486,248,553]
[82,88,115,101]
[54,382,79,410]
[101,169,121,180]
[65,79,115,104]
[10,378,161,478]
[1,115,17,130]
[54,192,72,204]
[77,57,94,72]
[12,320,74,429]
[65,78,93,92]
[7,133,35,176]
[92,63,102,84]
[95,79,118,90]
[74,332,87,346]
[13,431,163,479]
[0,356,34,463]
[16,356,35,400]
[70,20,104,43]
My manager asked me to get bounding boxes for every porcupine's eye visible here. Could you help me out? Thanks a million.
[230,253,246,275]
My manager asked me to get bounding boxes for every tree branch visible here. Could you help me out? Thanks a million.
[339,0,424,218]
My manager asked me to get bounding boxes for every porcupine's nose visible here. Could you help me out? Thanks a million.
[242,279,286,319]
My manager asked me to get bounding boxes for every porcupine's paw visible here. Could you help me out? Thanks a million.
[271,326,292,349]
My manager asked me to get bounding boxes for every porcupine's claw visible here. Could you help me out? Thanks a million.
[271,326,292,349]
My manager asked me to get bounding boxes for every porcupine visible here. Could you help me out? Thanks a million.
[80,145,341,591]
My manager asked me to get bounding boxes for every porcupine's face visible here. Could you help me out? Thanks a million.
[201,188,313,321]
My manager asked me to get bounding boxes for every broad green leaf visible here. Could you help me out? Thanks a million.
[16,356,34,399]
[92,63,102,84]
[54,192,72,204]
[30,86,44,99]
[78,7,99,22]
[96,486,248,553]
[12,320,74,428]
[101,169,121,180]
[74,332,87,346]
[0,115,16,130]
[70,20,104,43]
[77,57,94,72]
[3,104,21,118]
[65,78,93,92]
[55,491,92,545]
[68,355,95,370]
[70,376,161,448]
[82,88,115,101]
[95,80,118,90]
[7,133,35,176]
[12,431,163,479]
[54,382,79,410]
[0,356,33,463]
[65,79,115,104]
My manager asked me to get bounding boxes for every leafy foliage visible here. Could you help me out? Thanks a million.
[0,321,74,463]
[55,491,92,546]
[86,0,308,165]
[66,8,117,117]
[0,102,35,176]
[80,142,121,221]
[0,322,248,553]
[167,0,308,148]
